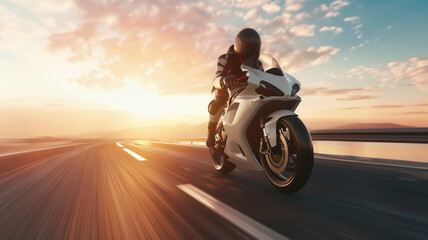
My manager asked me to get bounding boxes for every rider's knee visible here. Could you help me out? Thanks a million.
[208,96,227,115]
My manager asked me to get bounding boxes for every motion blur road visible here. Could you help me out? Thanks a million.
[0,140,427,240]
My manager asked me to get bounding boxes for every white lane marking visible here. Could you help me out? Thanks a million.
[177,184,289,240]
[317,156,428,171]
[116,142,124,147]
[123,148,146,161]
[0,143,84,158]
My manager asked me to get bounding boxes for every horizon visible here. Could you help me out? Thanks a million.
[1,122,424,140]
[1,0,427,137]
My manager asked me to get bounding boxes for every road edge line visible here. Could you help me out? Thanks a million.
[317,156,428,170]
[0,143,86,158]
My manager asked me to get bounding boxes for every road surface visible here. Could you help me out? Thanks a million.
[0,140,427,240]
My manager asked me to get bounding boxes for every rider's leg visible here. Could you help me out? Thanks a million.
[206,89,228,147]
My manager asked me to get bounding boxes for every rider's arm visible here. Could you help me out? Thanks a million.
[213,77,222,89]
[213,54,230,89]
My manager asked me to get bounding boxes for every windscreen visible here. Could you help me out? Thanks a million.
[242,54,284,76]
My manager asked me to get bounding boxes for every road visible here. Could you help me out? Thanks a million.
[0,140,427,240]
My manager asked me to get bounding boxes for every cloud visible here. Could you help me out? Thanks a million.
[348,57,428,91]
[334,107,362,111]
[384,57,428,90]
[262,3,281,14]
[403,111,428,115]
[352,24,363,30]
[0,5,49,50]
[281,46,340,72]
[46,1,228,94]
[284,0,306,12]
[372,105,404,109]
[301,85,382,103]
[344,16,360,24]
[258,11,309,44]
[292,12,309,23]
[262,29,290,48]
[334,103,428,112]
[372,103,428,109]
[324,87,378,95]
[319,26,343,34]
[289,24,315,37]
[46,103,67,107]
[9,0,74,13]
[70,71,124,91]
[47,22,98,62]
[261,13,293,33]
[346,65,384,78]
[344,18,363,40]
[336,95,378,101]
[313,0,349,18]
[300,86,379,96]
[44,0,342,95]
[221,0,266,9]
[243,9,259,20]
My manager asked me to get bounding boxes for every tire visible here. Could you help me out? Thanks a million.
[260,116,313,193]
[210,122,235,175]
[210,148,236,174]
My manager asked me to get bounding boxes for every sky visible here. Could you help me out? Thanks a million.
[0,0,427,137]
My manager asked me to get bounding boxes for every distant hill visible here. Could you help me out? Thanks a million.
[77,122,418,139]
[79,123,207,139]
[334,123,413,130]
[77,130,108,138]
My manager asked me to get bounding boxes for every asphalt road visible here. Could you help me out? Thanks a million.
[0,140,427,240]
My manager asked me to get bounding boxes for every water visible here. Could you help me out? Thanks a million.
[313,141,428,163]
[171,140,428,163]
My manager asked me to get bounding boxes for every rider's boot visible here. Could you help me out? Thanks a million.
[206,122,217,147]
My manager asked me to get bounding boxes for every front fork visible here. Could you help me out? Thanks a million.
[259,126,291,169]
[259,128,272,155]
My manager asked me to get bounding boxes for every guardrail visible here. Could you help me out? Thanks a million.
[166,128,428,144]
[310,128,428,143]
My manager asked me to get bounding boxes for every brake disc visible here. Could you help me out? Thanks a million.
[266,128,289,174]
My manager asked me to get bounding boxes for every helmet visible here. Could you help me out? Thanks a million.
[227,44,234,53]
[234,28,261,60]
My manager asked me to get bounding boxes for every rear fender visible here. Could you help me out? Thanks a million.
[264,110,297,147]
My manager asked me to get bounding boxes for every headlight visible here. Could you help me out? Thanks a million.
[291,83,300,96]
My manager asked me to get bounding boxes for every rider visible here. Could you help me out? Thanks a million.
[206,28,262,147]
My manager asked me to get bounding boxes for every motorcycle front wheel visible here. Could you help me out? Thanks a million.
[260,116,313,193]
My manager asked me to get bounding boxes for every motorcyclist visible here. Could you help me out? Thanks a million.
[206,28,262,147]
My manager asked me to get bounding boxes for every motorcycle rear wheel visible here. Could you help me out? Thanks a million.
[260,116,313,193]
[210,122,235,174]
[211,148,235,174]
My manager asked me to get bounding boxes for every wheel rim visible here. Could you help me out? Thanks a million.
[266,128,289,173]
[211,122,228,170]
[263,122,298,187]
[211,149,224,170]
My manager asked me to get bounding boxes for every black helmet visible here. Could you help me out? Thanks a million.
[227,44,234,53]
[234,28,261,60]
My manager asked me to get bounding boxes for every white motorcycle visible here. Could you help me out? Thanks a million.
[210,54,314,193]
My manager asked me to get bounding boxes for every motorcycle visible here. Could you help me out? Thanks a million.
[210,54,314,193]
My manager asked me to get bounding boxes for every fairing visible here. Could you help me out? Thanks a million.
[221,54,302,170]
